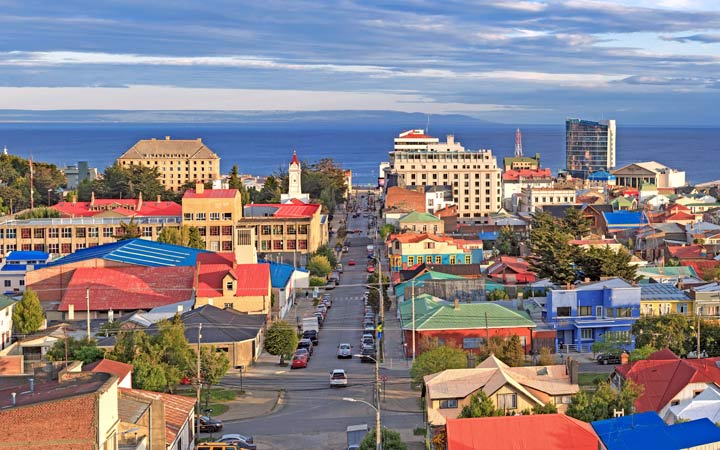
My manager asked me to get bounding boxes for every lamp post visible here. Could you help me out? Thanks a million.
[343,396,381,450]
[47,188,52,206]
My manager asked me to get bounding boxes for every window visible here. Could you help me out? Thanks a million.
[671,400,680,406]
[61,243,71,254]
[616,308,632,317]
[407,256,415,265]
[606,331,630,342]
[298,240,308,250]
[435,256,442,264]
[21,228,31,239]
[48,243,59,254]
[449,255,456,264]
[222,241,232,251]
[222,226,232,236]
[261,240,271,251]
[33,228,44,239]
[424,242,435,249]
[6,229,16,239]
[261,225,271,235]
[226,281,234,291]
[287,225,296,234]
[49,228,59,238]
[273,225,284,235]
[222,213,232,220]
[183,213,193,220]
[76,228,86,238]
[88,227,99,238]
[224,303,234,309]
[678,303,688,314]
[556,307,571,317]
[19,280,24,286]
[3,280,10,287]
[103,227,113,238]
[198,227,207,236]
[61,228,71,238]
[196,212,206,221]
[273,240,283,250]
[464,255,471,264]
[287,240,296,250]
[439,399,458,409]
[299,225,309,234]
[497,393,517,410]
[210,212,220,221]
[581,329,593,339]
[463,337,482,349]
[142,227,152,237]
[426,256,433,263]
[210,226,220,236]
[578,306,592,316]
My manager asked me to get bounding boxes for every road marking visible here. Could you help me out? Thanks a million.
[274,370,287,374]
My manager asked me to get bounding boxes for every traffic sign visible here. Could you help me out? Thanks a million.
[376,323,383,333]
[377,331,383,340]
[313,287,319,299]
[381,375,388,382]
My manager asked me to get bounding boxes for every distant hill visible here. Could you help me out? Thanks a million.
[0,109,497,126]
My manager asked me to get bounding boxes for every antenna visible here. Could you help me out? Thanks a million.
[426,114,430,135]
[514,128,523,158]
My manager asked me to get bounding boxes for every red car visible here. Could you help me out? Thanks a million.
[348,260,356,266]
[367,265,375,273]
[291,350,309,369]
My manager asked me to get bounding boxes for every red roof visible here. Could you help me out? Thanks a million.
[487,256,536,278]
[667,203,691,212]
[84,359,133,382]
[615,349,720,412]
[249,203,320,217]
[196,252,236,265]
[58,266,195,312]
[446,415,600,450]
[52,199,181,218]
[183,188,238,199]
[666,211,696,222]
[291,150,299,165]
[398,129,432,139]
[196,263,270,297]
[502,168,552,181]
[121,388,195,446]
[667,245,710,260]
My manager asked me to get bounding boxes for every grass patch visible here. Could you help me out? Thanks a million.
[177,387,238,403]
[413,427,425,436]
[203,403,230,416]
[578,372,608,387]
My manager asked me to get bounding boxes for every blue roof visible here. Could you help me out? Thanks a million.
[258,260,295,288]
[589,170,616,181]
[46,238,209,268]
[603,211,647,228]
[592,412,720,450]
[6,251,49,262]
[478,231,499,241]
[640,283,691,301]
[1,264,37,272]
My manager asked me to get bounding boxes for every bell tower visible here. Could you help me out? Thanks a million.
[281,150,310,203]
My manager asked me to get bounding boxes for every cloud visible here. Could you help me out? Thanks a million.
[661,33,720,43]
[620,74,717,85]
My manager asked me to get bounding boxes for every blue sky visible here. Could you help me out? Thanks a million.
[1,0,720,124]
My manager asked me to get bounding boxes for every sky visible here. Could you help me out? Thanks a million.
[1,0,720,124]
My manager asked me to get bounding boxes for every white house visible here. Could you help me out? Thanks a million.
[0,251,50,295]
[0,296,15,350]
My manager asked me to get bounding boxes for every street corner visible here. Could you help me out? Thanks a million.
[221,389,285,422]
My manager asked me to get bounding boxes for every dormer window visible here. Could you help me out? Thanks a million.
[226,281,234,291]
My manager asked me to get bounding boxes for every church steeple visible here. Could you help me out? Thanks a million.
[291,149,299,166]
[282,149,309,204]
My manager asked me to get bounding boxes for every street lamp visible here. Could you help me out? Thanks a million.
[343,397,381,450]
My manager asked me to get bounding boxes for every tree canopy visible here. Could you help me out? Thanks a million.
[264,321,298,365]
[0,154,66,212]
[631,314,692,356]
[410,346,467,385]
[307,255,332,277]
[495,226,521,256]
[46,337,104,364]
[566,380,643,422]
[12,289,44,335]
[458,391,504,418]
[157,225,205,249]
[359,428,407,450]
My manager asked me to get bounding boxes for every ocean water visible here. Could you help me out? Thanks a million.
[0,122,718,186]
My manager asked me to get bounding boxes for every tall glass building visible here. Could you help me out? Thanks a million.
[565,119,616,178]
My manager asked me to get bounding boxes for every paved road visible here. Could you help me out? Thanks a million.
[219,193,423,449]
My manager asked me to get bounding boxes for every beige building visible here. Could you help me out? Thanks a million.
[182,183,243,252]
[117,136,221,191]
[519,186,577,213]
[388,130,502,223]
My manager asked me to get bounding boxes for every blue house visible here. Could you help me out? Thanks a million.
[592,412,720,450]
[546,278,640,352]
[0,250,51,294]
[602,211,648,234]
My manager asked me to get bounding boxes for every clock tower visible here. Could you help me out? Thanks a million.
[281,150,310,203]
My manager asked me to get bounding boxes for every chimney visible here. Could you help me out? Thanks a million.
[195,182,205,195]
[165,136,170,140]
[90,191,95,206]
[454,299,460,310]
[156,194,161,204]
[29,378,34,393]
[137,191,143,211]
[68,304,75,321]
[177,303,184,314]
[621,351,629,365]
[11,392,16,406]
[197,138,202,143]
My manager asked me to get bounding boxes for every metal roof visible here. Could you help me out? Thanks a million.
[46,238,209,268]
[640,283,691,301]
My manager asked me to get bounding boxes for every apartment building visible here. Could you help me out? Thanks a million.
[388,130,502,223]
[117,136,221,191]
[181,183,242,252]
[519,185,577,213]
[566,118,616,178]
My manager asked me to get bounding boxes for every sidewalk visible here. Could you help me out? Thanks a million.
[219,389,283,422]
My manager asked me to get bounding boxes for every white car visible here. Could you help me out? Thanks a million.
[330,369,348,387]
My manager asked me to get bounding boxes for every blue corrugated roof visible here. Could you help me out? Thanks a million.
[640,283,690,300]
[589,170,616,181]
[6,251,49,262]
[478,231,499,241]
[258,260,294,288]
[46,238,209,268]
[1,264,34,272]
[592,412,720,450]
[603,211,647,227]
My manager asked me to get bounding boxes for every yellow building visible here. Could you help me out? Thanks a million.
[640,284,694,317]
[117,136,221,191]
[424,355,579,427]
[182,183,243,252]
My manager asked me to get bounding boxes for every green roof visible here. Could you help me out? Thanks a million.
[0,296,15,311]
[395,271,466,298]
[398,294,443,325]
[402,299,535,331]
[612,196,633,206]
[399,211,441,223]
[637,266,699,278]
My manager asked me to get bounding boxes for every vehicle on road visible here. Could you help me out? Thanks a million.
[337,343,353,359]
[596,353,622,365]
[325,281,336,290]
[366,265,375,273]
[302,317,319,334]
[322,297,333,308]
[346,424,369,450]
[314,312,325,327]
[343,246,349,252]
[297,338,314,357]
[336,263,344,273]
[330,369,348,387]
[291,350,309,369]
[218,434,256,449]
[364,324,376,337]
[687,350,709,359]
[348,260,356,266]
[302,329,319,345]
[360,346,375,363]
[196,415,223,433]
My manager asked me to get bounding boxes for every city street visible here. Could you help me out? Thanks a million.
[218,193,423,449]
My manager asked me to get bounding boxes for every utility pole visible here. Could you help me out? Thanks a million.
[411,280,416,362]
[196,322,203,443]
[375,348,381,450]
[378,251,384,363]
[697,309,701,357]
[86,288,91,339]
[485,312,490,341]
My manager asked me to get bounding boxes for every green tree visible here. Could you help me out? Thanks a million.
[228,164,250,205]
[501,335,526,367]
[12,289,44,335]
[379,224,397,241]
[157,227,182,245]
[313,245,338,268]
[631,314,692,355]
[366,272,391,313]
[701,266,720,282]
[46,336,104,364]
[532,402,558,414]
[458,391,504,417]
[264,321,298,365]
[630,344,656,362]
[115,217,142,240]
[359,428,407,450]
[157,225,205,249]
[563,207,591,240]
[577,246,639,282]
[567,380,643,422]
[307,255,332,277]
[257,175,282,203]
[592,334,628,355]
[529,212,577,286]
[198,346,231,409]
[410,346,467,385]
[495,226,520,256]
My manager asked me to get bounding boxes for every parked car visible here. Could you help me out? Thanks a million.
[219,433,255,445]
[596,353,622,365]
[196,415,223,433]
[337,343,353,359]
[297,338,314,357]
[360,346,375,363]
[325,281,336,290]
[330,369,348,387]
[317,304,328,314]
[314,312,324,327]
[348,260,356,266]
[364,324,376,337]
[336,263,344,273]
[302,329,319,345]
[343,246,349,252]
[322,297,333,308]
[291,350,309,369]
[218,434,257,450]
[196,444,242,450]
[366,265,375,273]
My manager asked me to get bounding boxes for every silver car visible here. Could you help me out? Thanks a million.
[337,343,353,359]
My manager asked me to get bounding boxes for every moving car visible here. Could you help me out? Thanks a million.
[596,353,622,365]
[337,343,353,359]
[348,260,356,266]
[302,329,319,345]
[196,415,223,433]
[218,434,257,450]
[330,369,348,387]
[297,338,314,357]
[291,350,309,369]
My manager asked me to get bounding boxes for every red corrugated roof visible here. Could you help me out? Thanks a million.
[52,199,181,217]
[84,359,133,382]
[121,388,195,446]
[183,188,238,199]
[58,266,195,312]
[446,415,600,450]
[250,203,320,217]
[196,263,270,298]
[196,252,236,265]
[399,129,432,139]
[668,245,709,260]
[502,168,552,181]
